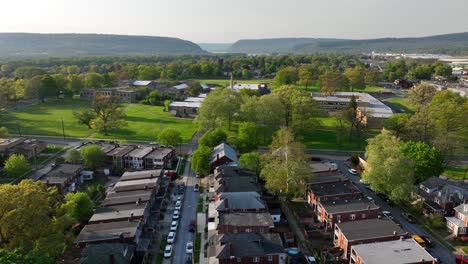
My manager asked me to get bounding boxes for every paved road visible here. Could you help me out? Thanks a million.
[336,161,455,263]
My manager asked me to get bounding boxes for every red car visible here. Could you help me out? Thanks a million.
[456,255,468,264]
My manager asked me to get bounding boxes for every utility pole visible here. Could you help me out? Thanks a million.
[61,117,66,140]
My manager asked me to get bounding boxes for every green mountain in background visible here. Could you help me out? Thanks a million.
[198,43,233,53]
[226,32,468,55]
[0,33,206,57]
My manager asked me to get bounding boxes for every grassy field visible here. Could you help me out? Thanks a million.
[442,166,468,180]
[1,99,198,142]
[198,78,273,86]
[383,96,415,113]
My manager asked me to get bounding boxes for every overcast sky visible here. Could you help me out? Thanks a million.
[1,0,467,43]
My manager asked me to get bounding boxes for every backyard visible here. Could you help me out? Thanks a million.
[1,99,198,142]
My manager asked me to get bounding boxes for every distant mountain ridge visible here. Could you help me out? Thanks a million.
[0,33,206,57]
[226,32,468,55]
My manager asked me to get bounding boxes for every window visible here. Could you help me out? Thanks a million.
[336,215,341,221]
[268,255,273,261]
[237,257,241,262]
[350,214,356,220]
[253,257,259,262]
[361,213,366,219]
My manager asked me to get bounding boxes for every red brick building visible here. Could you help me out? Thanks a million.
[308,181,362,212]
[216,212,274,234]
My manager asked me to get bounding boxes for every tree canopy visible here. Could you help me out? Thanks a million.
[157,128,183,147]
[4,154,30,178]
[191,145,211,175]
[80,145,105,171]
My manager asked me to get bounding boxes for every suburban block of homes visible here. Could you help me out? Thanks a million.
[207,142,286,264]
[75,169,166,264]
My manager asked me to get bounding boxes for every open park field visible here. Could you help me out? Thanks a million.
[1,99,198,142]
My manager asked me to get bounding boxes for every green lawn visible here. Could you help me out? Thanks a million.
[2,99,198,142]
[198,78,273,86]
[443,166,468,180]
[383,96,415,113]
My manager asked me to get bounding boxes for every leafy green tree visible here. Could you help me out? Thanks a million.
[199,128,227,148]
[13,66,46,79]
[274,66,298,86]
[61,192,94,222]
[157,128,182,147]
[66,149,81,164]
[84,72,104,88]
[80,145,105,171]
[186,80,202,96]
[73,108,96,129]
[4,154,31,178]
[298,65,314,89]
[239,152,262,176]
[164,99,171,112]
[0,249,54,264]
[0,127,8,137]
[364,68,380,85]
[197,88,240,131]
[400,141,444,183]
[362,130,414,203]
[235,122,258,153]
[408,84,436,111]
[383,113,411,138]
[408,64,433,81]
[319,70,349,95]
[191,145,211,174]
[434,63,452,78]
[382,59,408,81]
[90,94,127,135]
[67,74,84,93]
[261,127,311,197]
[344,66,366,91]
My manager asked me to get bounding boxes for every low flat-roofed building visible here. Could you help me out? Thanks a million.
[81,243,136,264]
[101,189,153,207]
[112,178,159,192]
[80,88,140,103]
[350,238,437,264]
[216,212,275,234]
[168,101,201,117]
[41,163,83,194]
[0,137,47,159]
[106,145,137,168]
[334,219,407,258]
[120,169,162,181]
[125,147,154,170]
[75,220,141,246]
[214,176,259,194]
[308,181,361,211]
[144,147,176,169]
[317,198,380,232]
[305,171,348,186]
[88,203,147,224]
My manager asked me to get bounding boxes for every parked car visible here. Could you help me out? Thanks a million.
[305,256,318,264]
[456,255,468,264]
[189,220,196,232]
[420,235,434,247]
[164,245,173,258]
[175,201,182,210]
[401,212,417,224]
[382,211,393,219]
[186,242,193,254]
[366,196,373,202]
[172,210,180,220]
[348,168,358,175]
[170,220,178,231]
[194,184,199,192]
[167,231,176,244]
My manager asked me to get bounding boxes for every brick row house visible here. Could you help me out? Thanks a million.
[75,170,165,264]
[207,143,286,264]
[446,203,468,237]
[0,137,47,160]
[41,163,84,195]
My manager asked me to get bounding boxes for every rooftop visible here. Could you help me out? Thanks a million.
[169,101,201,108]
[41,163,82,184]
[127,147,154,158]
[75,220,140,244]
[336,219,406,241]
[351,238,436,264]
[215,176,259,193]
[81,243,135,264]
[454,203,468,217]
[208,233,283,259]
[218,212,274,227]
[173,83,189,90]
[132,80,153,86]
[120,170,162,181]
[101,191,152,207]
[89,203,147,223]
[144,148,174,160]
[320,198,379,214]
[309,181,361,197]
[211,142,238,164]
[215,192,266,211]
[112,178,159,192]
[305,171,348,185]
[107,145,136,157]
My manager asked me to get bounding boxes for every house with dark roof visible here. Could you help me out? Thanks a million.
[101,189,153,207]
[418,176,468,216]
[112,178,159,192]
[143,147,176,169]
[307,181,362,212]
[124,147,154,170]
[305,171,347,186]
[120,169,162,181]
[207,233,285,264]
[216,212,274,234]
[213,176,260,195]
[41,163,83,194]
[106,145,137,168]
[316,198,380,232]
[80,243,136,264]
[0,137,47,160]
[349,238,436,264]
[75,220,142,246]
[209,192,267,218]
[210,143,238,172]
[446,203,468,237]
[334,219,408,259]
[88,203,148,224]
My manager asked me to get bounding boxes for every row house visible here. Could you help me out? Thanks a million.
[125,147,154,170]
[334,218,408,259]
[308,180,362,212]
[41,163,83,195]
[79,88,140,103]
[446,203,468,237]
[216,212,274,234]
[0,137,47,159]
[209,192,267,220]
[143,147,176,169]
[210,143,239,172]
[418,176,468,216]
[103,145,176,170]
[316,198,380,232]
[350,238,437,264]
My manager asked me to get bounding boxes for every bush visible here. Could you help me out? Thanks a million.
[427,214,445,230]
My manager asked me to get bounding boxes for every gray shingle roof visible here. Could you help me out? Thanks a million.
[81,243,135,264]
[336,219,406,241]
[75,221,140,244]
[217,212,274,227]
[120,170,162,181]
[208,233,284,259]
[215,192,266,211]
[211,143,238,164]
[320,198,379,214]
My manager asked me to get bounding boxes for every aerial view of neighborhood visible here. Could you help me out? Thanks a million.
[0,1,468,264]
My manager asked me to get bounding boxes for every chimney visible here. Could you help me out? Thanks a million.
[136,197,142,206]
[128,213,134,222]
[399,236,404,240]
[228,243,234,256]
[109,254,115,264]
[393,231,397,236]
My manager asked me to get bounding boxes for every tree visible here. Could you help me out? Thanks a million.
[274,66,298,86]
[400,141,444,183]
[362,130,414,203]
[0,249,54,264]
[51,74,68,99]
[157,128,182,147]
[408,84,436,111]
[235,122,258,153]
[197,88,240,131]
[239,152,262,176]
[73,108,96,129]
[84,72,104,88]
[61,192,94,222]
[67,74,84,93]
[383,113,410,138]
[434,63,452,78]
[13,66,46,79]
[198,128,227,148]
[382,59,408,81]
[408,64,433,81]
[164,99,171,112]
[66,149,81,164]
[4,154,30,178]
[0,127,8,137]
[191,145,211,175]
[344,66,366,91]
[319,70,349,95]
[39,75,58,102]
[186,80,202,97]
[260,127,311,197]
[298,65,314,89]
[90,94,127,135]
[0,180,69,258]
[80,145,105,171]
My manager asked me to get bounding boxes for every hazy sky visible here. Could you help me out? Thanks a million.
[1,0,467,43]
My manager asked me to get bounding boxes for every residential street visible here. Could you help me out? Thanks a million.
[336,160,455,263]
